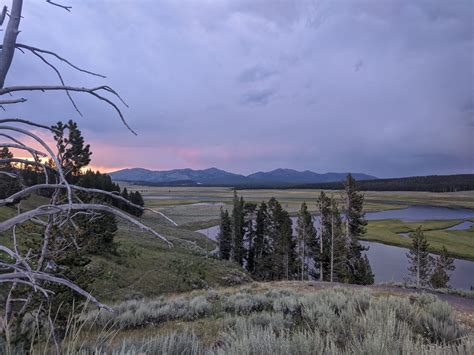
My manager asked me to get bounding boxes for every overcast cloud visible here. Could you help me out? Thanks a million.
[5,0,473,177]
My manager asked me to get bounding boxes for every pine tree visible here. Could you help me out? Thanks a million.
[129,191,145,216]
[121,187,129,200]
[343,174,374,285]
[329,197,348,282]
[430,246,455,289]
[244,202,257,273]
[278,209,297,280]
[0,146,20,199]
[52,120,91,179]
[296,202,317,280]
[230,191,245,265]
[218,208,232,260]
[316,191,331,281]
[407,226,433,287]
[253,202,272,280]
[267,198,297,280]
[0,146,13,169]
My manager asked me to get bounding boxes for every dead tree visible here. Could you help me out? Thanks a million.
[0,0,172,346]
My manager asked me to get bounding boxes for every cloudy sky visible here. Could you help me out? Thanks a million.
[6,0,474,177]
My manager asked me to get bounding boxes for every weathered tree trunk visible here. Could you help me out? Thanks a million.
[0,0,23,89]
[319,221,323,281]
[330,213,334,283]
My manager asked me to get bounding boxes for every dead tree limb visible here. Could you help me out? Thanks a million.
[0,0,23,89]
[0,203,172,247]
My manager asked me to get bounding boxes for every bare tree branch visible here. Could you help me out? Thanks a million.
[0,118,58,132]
[25,46,82,115]
[0,171,17,178]
[0,97,26,104]
[0,0,23,88]
[13,43,106,78]
[0,143,47,157]
[0,203,172,247]
[149,208,179,226]
[0,86,135,134]
[0,124,72,206]
[0,6,7,26]
[45,0,71,12]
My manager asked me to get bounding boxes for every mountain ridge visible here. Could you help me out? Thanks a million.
[109,167,377,186]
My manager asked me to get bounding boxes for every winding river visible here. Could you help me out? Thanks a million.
[197,206,474,289]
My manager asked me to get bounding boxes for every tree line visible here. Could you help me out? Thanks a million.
[292,174,474,192]
[217,175,375,285]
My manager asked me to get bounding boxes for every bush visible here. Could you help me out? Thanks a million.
[71,287,472,354]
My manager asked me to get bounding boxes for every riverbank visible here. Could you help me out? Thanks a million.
[364,219,474,261]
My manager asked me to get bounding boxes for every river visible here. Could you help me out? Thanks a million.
[196,206,474,289]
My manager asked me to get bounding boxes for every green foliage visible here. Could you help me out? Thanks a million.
[218,208,232,260]
[343,174,374,285]
[407,226,433,287]
[297,174,474,192]
[231,190,245,265]
[52,120,91,178]
[296,202,317,280]
[268,198,297,280]
[430,246,456,289]
[0,146,20,199]
[252,202,272,280]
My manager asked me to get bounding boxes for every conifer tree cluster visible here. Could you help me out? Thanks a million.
[406,227,456,288]
[217,175,375,285]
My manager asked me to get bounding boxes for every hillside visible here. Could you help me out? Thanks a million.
[109,167,376,186]
[0,196,250,303]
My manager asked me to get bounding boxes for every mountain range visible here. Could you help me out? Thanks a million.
[109,167,377,186]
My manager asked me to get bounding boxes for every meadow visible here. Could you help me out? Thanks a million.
[364,219,474,261]
[123,185,474,260]
[2,187,473,302]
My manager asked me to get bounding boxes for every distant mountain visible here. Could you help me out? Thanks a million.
[109,167,377,186]
[247,168,376,184]
[109,167,248,185]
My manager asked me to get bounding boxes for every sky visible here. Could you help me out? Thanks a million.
[4,0,474,178]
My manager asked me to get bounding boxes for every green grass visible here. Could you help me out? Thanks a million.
[0,196,250,304]
[77,210,250,302]
[364,219,474,260]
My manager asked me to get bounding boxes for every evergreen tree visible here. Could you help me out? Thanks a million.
[430,246,455,289]
[296,202,317,280]
[253,202,272,280]
[129,191,145,216]
[278,209,297,280]
[268,198,297,280]
[231,190,245,265]
[0,147,20,199]
[0,146,13,169]
[316,191,331,281]
[218,208,232,260]
[52,120,91,178]
[329,197,348,282]
[343,174,374,285]
[121,187,129,200]
[244,202,257,273]
[407,226,433,287]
